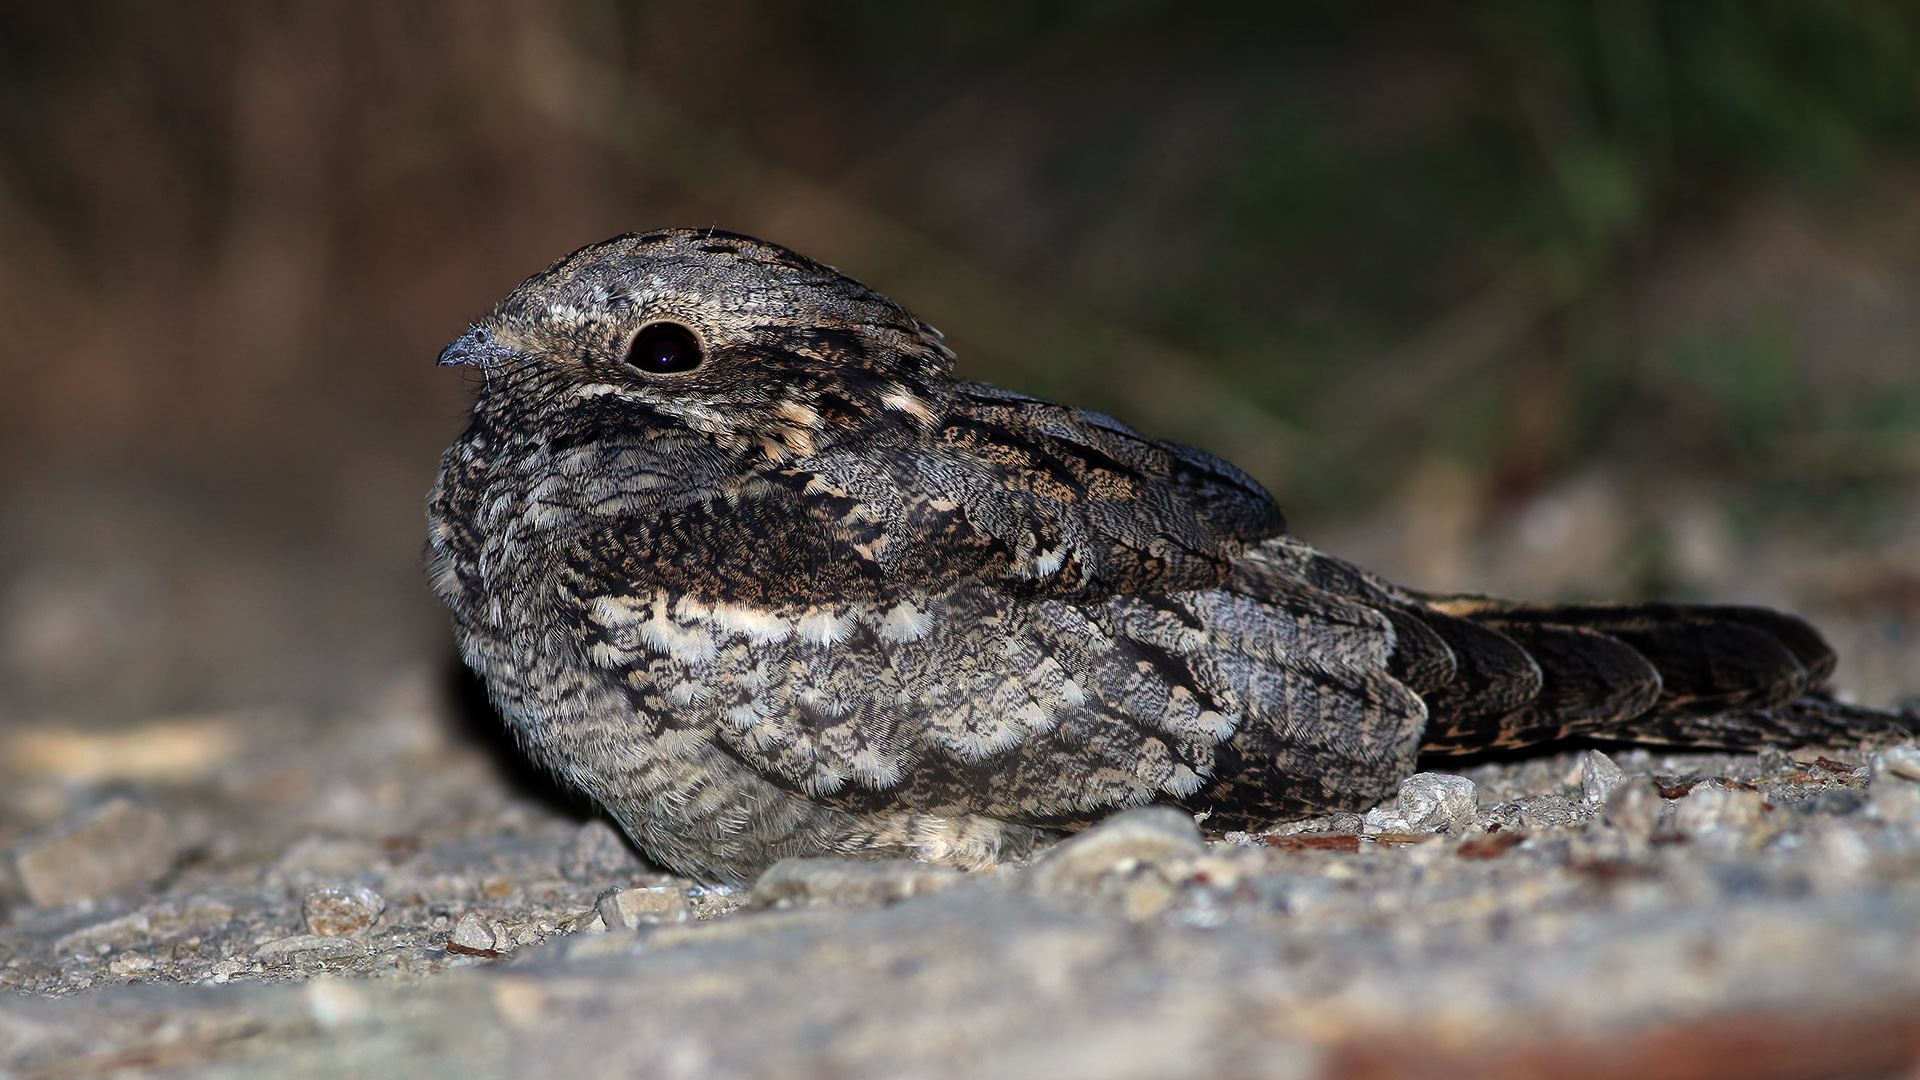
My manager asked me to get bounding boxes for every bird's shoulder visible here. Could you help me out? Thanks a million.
[554,379,1286,606]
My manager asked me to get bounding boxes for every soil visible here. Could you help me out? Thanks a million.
[4,658,1919,1079]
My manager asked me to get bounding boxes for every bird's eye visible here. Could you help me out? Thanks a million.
[624,323,704,375]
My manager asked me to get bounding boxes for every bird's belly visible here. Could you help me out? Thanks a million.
[463,594,1046,885]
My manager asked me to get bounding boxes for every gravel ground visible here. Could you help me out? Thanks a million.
[4,662,1920,1078]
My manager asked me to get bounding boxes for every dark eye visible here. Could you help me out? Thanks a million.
[624,323,703,374]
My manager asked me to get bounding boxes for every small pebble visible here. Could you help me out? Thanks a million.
[256,934,369,965]
[599,884,692,925]
[54,911,153,956]
[1879,746,1920,782]
[1361,806,1409,834]
[1514,793,1582,830]
[303,884,385,936]
[148,898,236,940]
[1672,782,1764,836]
[12,798,177,908]
[106,952,154,976]
[449,913,500,953]
[750,860,959,909]
[1809,789,1866,816]
[1816,820,1876,881]
[1027,807,1204,896]
[1322,812,1366,835]
[1603,776,1663,841]
[1870,747,1920,823]
[1394,773,1478,833]
[1579,750,1624,805]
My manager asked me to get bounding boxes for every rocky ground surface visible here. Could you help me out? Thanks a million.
[3,668,1920,1079]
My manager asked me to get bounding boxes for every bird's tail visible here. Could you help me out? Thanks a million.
[1254,537,1914,756]
[1407,594,1913,755]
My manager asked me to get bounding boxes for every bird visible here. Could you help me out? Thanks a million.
[428,228,1906,886]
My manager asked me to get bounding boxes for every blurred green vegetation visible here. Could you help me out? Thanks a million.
[772,1,1920,518]
[0,0,1916,716]
[0,0,1916,523]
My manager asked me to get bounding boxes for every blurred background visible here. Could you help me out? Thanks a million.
[0,0,1916,729]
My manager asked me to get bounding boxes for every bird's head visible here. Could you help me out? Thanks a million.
[438,230,954,456]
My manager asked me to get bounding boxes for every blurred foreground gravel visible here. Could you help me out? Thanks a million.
[4,668,1920,1079]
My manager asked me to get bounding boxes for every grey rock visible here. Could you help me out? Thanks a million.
[256,934,370,965]
[1395,772,1477,833]
[1578,750,1624,805]
[597,884,691,926]
[1514,793,1582,829]
[53,897,238,956]
[1361,805,1409,834]
[1807,820,1875,885]
[147,897,238,940]
[303,885,385,936]
[1603,776,1663,840]
[1809,789,1868,816]
[1673,782,1764,836]
[1321,812,1366,835]
[448,913,499,953]
[1869,746,1920,822]
[1026,807,1204,896]
[15,873,1920,1080]
[12,798,176,908]
[750,858,961,909]
[106,951,155,976]
[53,911,151,956]
[5,679,1918,1079]
[1880,746,1920,782]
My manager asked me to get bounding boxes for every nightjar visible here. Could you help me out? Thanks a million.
[429,229,1900,885]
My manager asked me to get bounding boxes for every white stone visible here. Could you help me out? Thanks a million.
[1393,773,1478,833]
[598,885,692,927]
[449,913,499,952]
[1603,776,1662,840]
[302,884,385,936]
[1027,807,1205,896]
[1361,806,1410,835]
[1870,747,1920,822]
[1578,750,1624,805]
[1672,783,1763,835]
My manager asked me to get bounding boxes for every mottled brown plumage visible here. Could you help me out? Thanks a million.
[427,229,1905,885]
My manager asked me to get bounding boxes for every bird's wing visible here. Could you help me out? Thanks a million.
[562,530,1424,828]
[552,392,1405,828]
[896,380,1286,598]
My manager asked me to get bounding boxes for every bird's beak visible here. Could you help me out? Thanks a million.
[437,326,518,367]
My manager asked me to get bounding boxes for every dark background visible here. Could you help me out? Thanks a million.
[0,0,1916,727]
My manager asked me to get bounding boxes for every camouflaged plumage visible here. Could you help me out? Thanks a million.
[428,229,1894,885]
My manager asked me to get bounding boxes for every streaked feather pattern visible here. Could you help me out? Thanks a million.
[428,229,1910,883]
